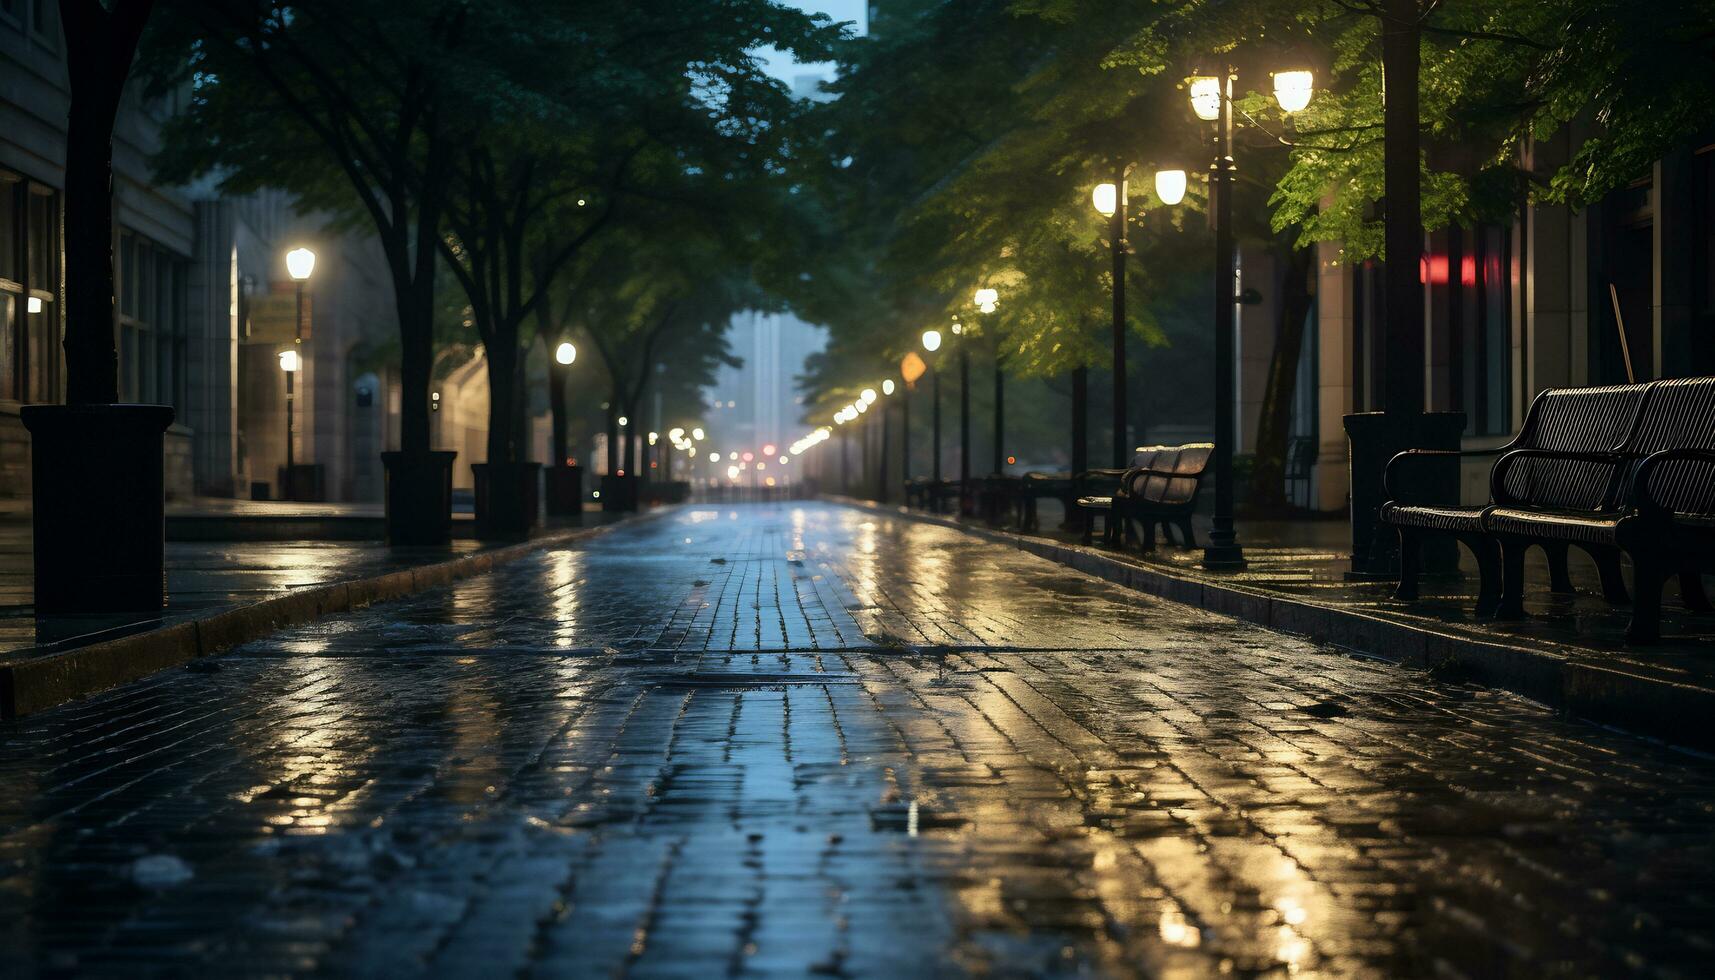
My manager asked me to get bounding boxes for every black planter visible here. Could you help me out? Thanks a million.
[22,403,174,615]
[381,450,457,546]
[473,461,541,539]
[1344,411,1466,579]
[600,473,639,512]
[543,464,584,517]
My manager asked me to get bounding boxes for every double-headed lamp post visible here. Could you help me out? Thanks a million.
[1186,66,1313,569]
[283,247,315,501]
[1092,171,1186,468]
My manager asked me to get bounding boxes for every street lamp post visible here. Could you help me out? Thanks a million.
[1093,171,1186,468]
[880,379,896,503]
[284,247,315,501]
[1094,173,1129,467]
[900,375,911,487]
[974,289,1002,480]
[1185,68,1311,569]
[958,323,971,515]
[1208,74,1243,568]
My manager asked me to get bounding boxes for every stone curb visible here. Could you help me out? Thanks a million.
[0,510,668,720]
[839,498,1715,751]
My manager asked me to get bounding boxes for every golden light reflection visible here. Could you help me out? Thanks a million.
[248,650,367,835]
[1275,926,1310,972]
[544,550,586,649]
[1158,908,1201,948]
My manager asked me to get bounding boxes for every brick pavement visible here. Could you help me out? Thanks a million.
[1,502,1713,977]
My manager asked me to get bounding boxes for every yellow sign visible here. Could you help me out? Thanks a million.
[901,351,926,387]
[246,293,311,344]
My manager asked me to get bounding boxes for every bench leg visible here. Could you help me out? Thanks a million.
[1585,545,1631,605]
[1544,541,1575,595]
[1627,552,1667,643]
[1393,528,1421,602]
[1679,564,1713,613]
[1176,518,1196,550]
[1496,537,1529,620]
[1467,535,1502,619]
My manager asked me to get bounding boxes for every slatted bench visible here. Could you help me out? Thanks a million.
[1076,444,1213,551]
[1116,443,1213,550]
[1017,471,1076,532]
[1075,465,1136,546]
[1385,377,1715,641]
[1384,384,1645,617]
[1488,376,1715,641]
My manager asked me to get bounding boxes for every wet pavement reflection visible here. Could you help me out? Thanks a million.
[1,502,1713,976]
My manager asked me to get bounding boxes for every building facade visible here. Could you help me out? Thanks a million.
[1256,132,1715,515]
[0,4,399,503]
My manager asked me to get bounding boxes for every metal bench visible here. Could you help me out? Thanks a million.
[1486,376,1715,641]
[1075,465,1137,546]
[1117,443,1212,550]
[1076,444,1212,551]
[1384,384,1645,618]
[905,477,963,513]
[1017,471,1076,532]
[1386,378,1715,641]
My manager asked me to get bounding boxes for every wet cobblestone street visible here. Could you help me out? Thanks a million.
[3,502,1714,977]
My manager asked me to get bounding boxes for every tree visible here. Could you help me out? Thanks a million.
[61,0,157,404]
[148,0,468,460]
[427,0,837,472]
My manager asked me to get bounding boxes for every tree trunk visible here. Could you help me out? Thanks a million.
[397,280,434,454]
[484,336,519,465]
[1382,0,1424,415]
[1248,245,1316,515]
[60,0,159,405]
[63,88,122,404]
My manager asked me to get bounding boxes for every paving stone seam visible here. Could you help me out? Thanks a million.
[0,509,673,720]
[830,498,1715,752]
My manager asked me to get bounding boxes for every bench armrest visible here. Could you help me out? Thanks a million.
[1631,448,1715,519]
[1383,447,1505,502]
[1490,448,1631,508]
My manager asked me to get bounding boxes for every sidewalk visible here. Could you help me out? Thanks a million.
[846,496,1715,749]
[0,498,641,717]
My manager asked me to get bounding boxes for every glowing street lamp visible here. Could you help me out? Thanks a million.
[1188,76,1223,121]
[1091,181,1119,218]
[1154,168,1188,206]
[882,379,895,396]
[555,341,577,365]
[921,329,942,352]
[1272,70,1314,113]
[1185,65,1312,571]
[860,387,877,405]
[285,247,316,281]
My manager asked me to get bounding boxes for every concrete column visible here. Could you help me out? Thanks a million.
[1313,239,1355,513]
[185,201,239,496]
